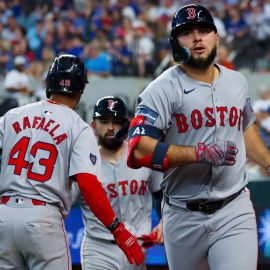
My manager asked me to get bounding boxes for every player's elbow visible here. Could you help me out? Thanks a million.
[132,146,146,161]
[133,137,157,160]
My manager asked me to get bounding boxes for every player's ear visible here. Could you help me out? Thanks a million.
[91,121,96,129]
[215,31,219,44]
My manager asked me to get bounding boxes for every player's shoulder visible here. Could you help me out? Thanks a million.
[141,65,180,95]
[218,64,247,84]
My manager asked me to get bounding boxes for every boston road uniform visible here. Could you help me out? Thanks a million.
[0,99,101,270]
[72,142,162,270]
[135,64,258,270]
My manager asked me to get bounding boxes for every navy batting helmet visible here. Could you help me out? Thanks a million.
[45,54,89,98]
[93,96,129,142]
[93,96,128,121]
[169,4,217,63]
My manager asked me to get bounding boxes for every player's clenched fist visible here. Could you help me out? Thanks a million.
[195,141,238,166]
[111,222,145,265]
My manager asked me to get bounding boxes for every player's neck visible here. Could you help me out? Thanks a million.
[181,63,219,84]
[49,94,80,110]
[100,143,126,165]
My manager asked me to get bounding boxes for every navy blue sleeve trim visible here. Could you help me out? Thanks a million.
[128,124,163,140]
[151,142,169,171]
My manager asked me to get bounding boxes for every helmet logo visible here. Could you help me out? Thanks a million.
[107,99,118,110]
[186,7,196,19]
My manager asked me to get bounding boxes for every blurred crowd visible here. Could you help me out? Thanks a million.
[1,0,270,180]
[0,0,270,82]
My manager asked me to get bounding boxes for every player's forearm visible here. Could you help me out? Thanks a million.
[244,123,270,169]
[134,136,196,168]
[76,173,116,227]
[167,144,197,167]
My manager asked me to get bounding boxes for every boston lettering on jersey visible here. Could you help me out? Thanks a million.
[106,179,147,198]
[11,116,68,145]
[175,106,243,133]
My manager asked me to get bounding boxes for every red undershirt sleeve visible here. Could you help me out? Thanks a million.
[75,173,116,228]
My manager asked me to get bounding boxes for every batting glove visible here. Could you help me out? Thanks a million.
[195,141,238,166]
[138,232,158,249]
[112,222,145,265]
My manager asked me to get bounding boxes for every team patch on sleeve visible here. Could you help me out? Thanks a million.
[137,107,159,124]
[89,153,97,165]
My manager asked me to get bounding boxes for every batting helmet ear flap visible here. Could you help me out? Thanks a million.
[169,36,190,63]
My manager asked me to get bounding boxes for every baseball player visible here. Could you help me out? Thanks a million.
[72,96,164,270]
[127,4,270,270]
[0,55,144,270]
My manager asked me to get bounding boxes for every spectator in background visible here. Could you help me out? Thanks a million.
[217,43,235,70]
[253,84,270,116]
[84,39,111,77]
[209,6,227,40]
[224,5,250,69]
[131,20,154,77]
[0,1,12,25]
[26,18,45,60]
[1,55,32,116]
[115,16,134,49]
[153,41,172,78]
[245,1,270,72]
[252,84,270,150]
[1,10,19,44]
[109,35,133,76]
[65,33,84,56]
[247,100,270,180]
[0,32,10,78]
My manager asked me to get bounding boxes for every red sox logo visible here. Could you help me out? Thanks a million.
[107,99,118,110]
[186,7,196,19]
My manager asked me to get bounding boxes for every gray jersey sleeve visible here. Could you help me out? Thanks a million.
[0,117,4,148]
[137,72,183,131]
[242,96,256,130]
[69,127,101,178]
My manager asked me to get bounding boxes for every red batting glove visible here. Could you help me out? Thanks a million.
[112,222,145,265]
[139,232,158,249]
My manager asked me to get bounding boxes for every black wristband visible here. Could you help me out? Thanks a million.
[107,217,121,232]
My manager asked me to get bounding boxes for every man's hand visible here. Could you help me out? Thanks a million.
[112,222,144,265]
[152,219,164,245]
[195,141,238,166]
[139,232,158,249]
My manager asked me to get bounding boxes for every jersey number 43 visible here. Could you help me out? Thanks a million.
[8,136,58,182]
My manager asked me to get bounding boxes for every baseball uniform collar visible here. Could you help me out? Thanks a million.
[46,99,69,107]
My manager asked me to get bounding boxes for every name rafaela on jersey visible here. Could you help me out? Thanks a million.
[11,116,67,145]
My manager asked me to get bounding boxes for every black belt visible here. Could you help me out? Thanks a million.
[164,188,244,214]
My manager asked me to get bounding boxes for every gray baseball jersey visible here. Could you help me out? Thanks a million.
[0,99,101,270]
[73,142,162,239]
[136,64,255,202]
[72,142,162,270]
[0,99,101,216]
[135,64,258,270]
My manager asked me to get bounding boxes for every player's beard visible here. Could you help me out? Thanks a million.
[186,46,217,69]
[98,133,123,150]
